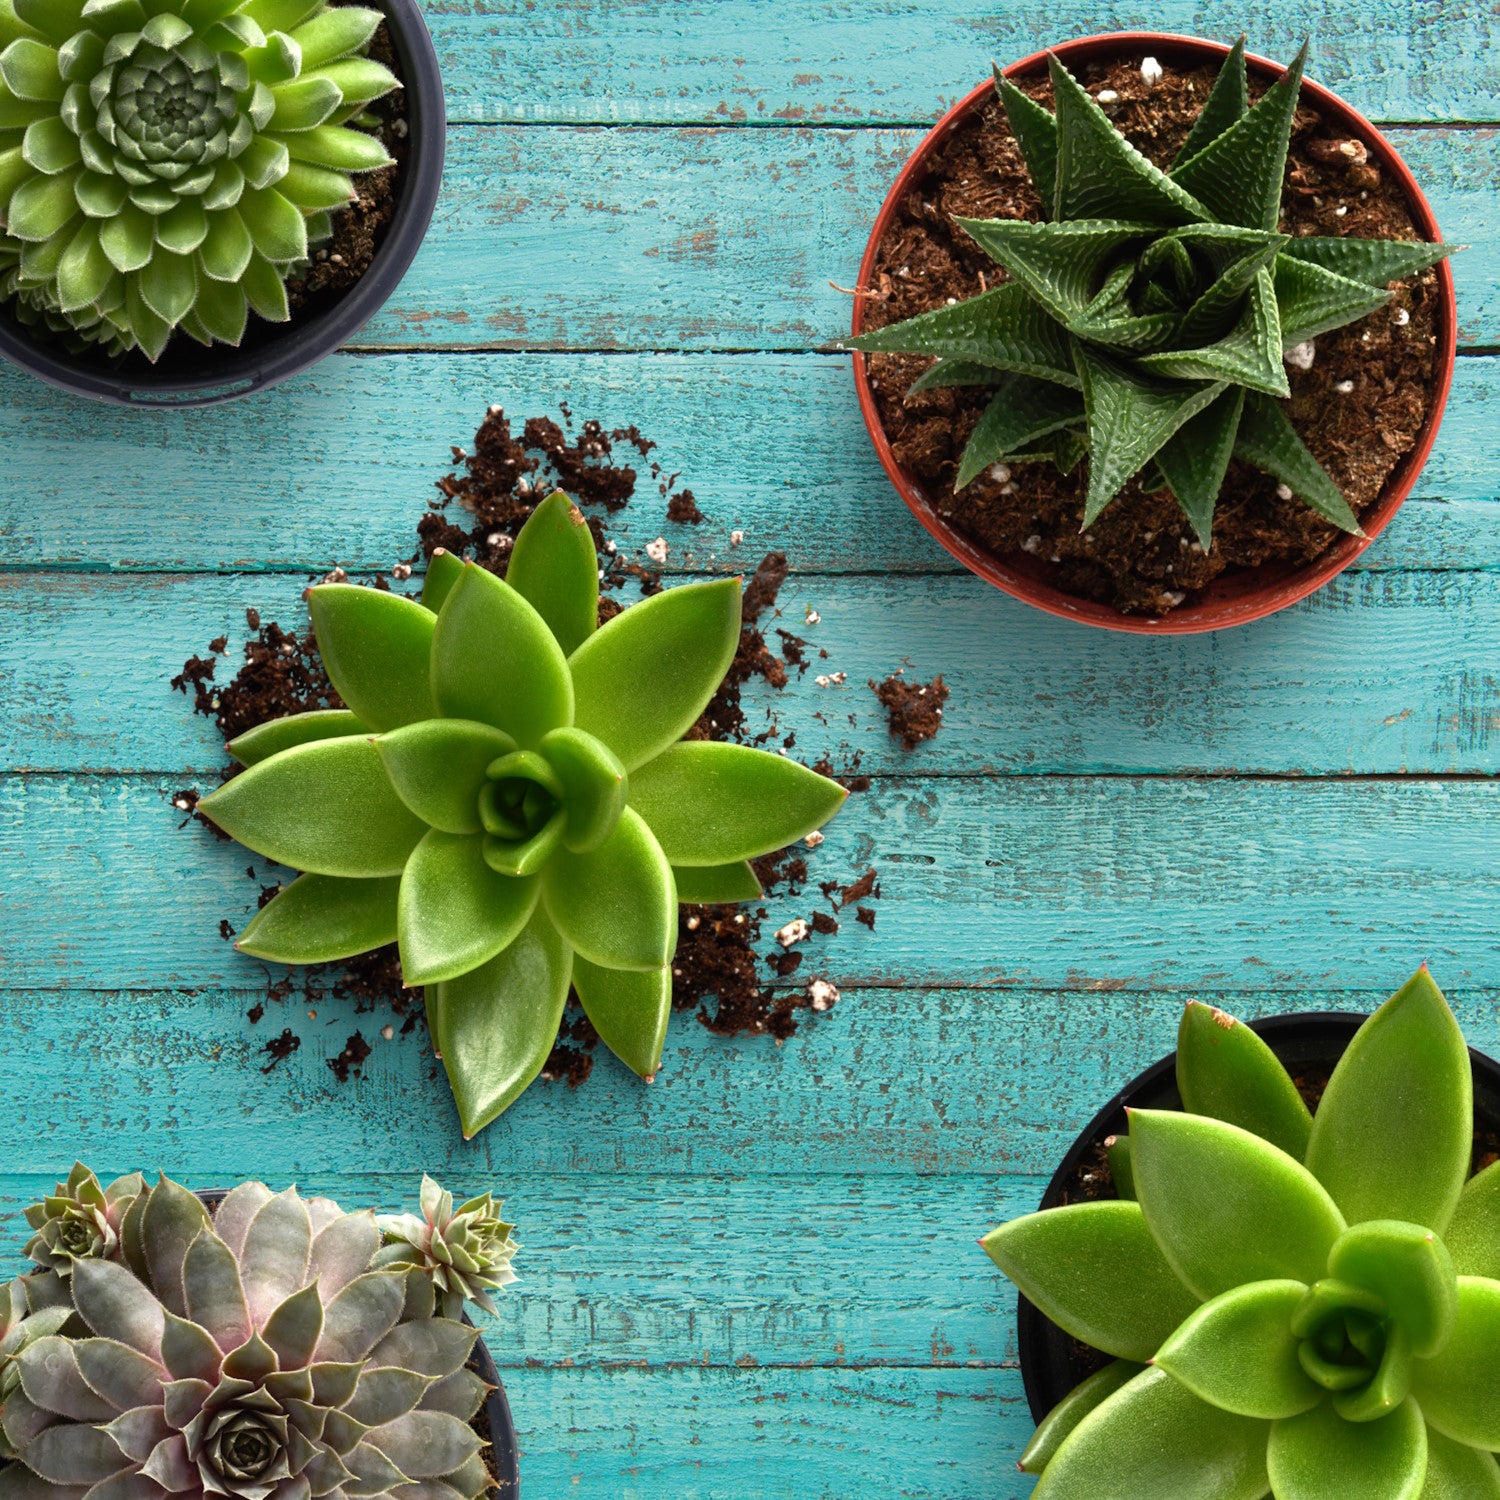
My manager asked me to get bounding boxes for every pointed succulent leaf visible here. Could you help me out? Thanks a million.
[1105,1133,1135,1200]
[505,490,600,656]
[1410,1277,1500,1448]
[1305,969,1471,1232]
[671,860,762,903]
[1154,1280,1323,1419]
[182,1230,250,1352]
[366,1410,480,1479]
[955,377,1085,489]
[1130,1109,1346,1299]
[981,1201,1199,1362]
[369,1318,477,1380]
[260,1282,323,1371]
[1172,37,1249,168]
[141,1176,210,1318]
[9,1422,127,1485]
[627,742,845,865]
[1031,1367,1269,1500]
[1266,1394,1426,1500]
[198,738,427,878]
[1235,392,1363,534]
[236,873,399,964]
[1443,1161,1500,1279]
[542,808,675,971]
[307,586,437,732]
[1175,1000,1313,1160]
[1275,255,1393,347]
[906,356,1007,393]
[1138,268,1288,396]
[1419,1425,1500,1498]
[847,283,1081,389]
[569,578,741,772]
[15,1337,116,1420]
[572,956,670,1079]
[431,563,573,749]
[240,1188,314,1324]
[1155,387,1246,547]
[376,719,518,836]
[1019,1358,1142,1476]
[396,830,539,987]
[427,907,573,1137]
[1279,236,1454,288]
[420,549,464,615]
[1171,44,1306,231]
[1327,1220,1457,1358]
[996,71,1057,211]
[74,1337,165,1411]
[315,1272,404,1363]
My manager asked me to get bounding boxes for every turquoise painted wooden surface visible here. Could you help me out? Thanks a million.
[2,4,1499,1494]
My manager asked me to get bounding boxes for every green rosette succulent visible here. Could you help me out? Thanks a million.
[984,969,1500,1499]
[374,1176,518,1319]
[849,41,1453,546]
[198,492,848,1136]
[22,1161,146,1280]
[0,1174,494,1499]
[0,0,398,360]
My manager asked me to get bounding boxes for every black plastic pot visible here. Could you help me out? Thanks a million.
[0,0,445,407]
[1018,1011,1500,1422]
[196,1190,520,1495]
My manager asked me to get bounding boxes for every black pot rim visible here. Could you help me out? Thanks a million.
[0,0,445,408]
[1016,1008,1500,1424]
[193,1188,520,1495]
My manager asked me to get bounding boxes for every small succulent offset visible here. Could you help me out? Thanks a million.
[850,41,1453,546]
[199,492,847,1136]
[375,1176,518,1319]
[0,1172,507,1498]
[984,970,1500,1499]
[0,0,398,360]
[23,1161,145,1279]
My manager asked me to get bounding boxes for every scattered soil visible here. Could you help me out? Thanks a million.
[871,670,948,749]
[177,406,881,1089]
[858,50,1443,614]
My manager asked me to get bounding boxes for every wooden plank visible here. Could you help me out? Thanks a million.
[6,568,1500,777]
[6,984,1497,1181]
[5,774,1498,992]
[425,4,1500,127]
[1,352,1495,575]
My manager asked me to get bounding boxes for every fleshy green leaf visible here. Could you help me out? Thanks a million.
[996,71,1057,213]
[906,357,1006,393]
[291,6,383,69]
[431,563,574,749]
[1419,1426,1500,1499]
[572,955,670,1079]
[847,283,1080,389]
[1328,1221,1456,1358]
[193,277,249,346]
[981,1201,1199,1362]
[268,74,343,130]
[139,247,196,327]
[1019,1359,1142,1476]
[1155,387,1246,548]
[1279,236,1453,288]
[376,719,518,835]
[229,709,370,767]
[396,830,539,987]
[0,38,63,103]
[1106,1133,1135,1200]
[505,490,599,656]
[1443,1162,1500,1279]
[1235,391,1363,535]
[955,377,1085,489]
[1275,255,1393,347]
[421,549,465,615]
[1172,37,1248,168]
[198,737,427,878]
[569,578,741,772]
[279,158,357,211]
[1031,1367,1269,1500]
[537,727,628,853]
[1175,999,1312,1160]
[240,184,306,262]
[6,166,78,240]
[427,908,572,1138]
[627,742,846,865]
[285,122,391,172]
[1411,1277,1500,1449]
[1138,268,1288,396]
[1130,1109,1346,1299]
[1305,969,1472,1233]
[1155,1280,1323,1419]
[308,585,438,732]
[541,808,675,972]
[672,860,762,903]
[1267,1394,1426,1500]
[237,873,399,964]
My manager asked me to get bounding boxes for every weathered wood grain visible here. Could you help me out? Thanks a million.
[424,3,1500,127]
[5,773,1498,992]
[5,568,1500,776]
[1,352,1495,574]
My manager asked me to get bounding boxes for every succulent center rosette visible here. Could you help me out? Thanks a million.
[375,1176,518,1319]
[24,1161,145,1279]
[197,492,847,1136]
[0,0,397,359]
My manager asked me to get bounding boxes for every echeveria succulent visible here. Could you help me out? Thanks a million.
[984,970,1500,1498]
[198,492,847,1135]
[23,1161,145,1279]
[0,0,398,360]
[849,41,1453,545]
[375,1175,517,1319]
[0,1173,497,1499]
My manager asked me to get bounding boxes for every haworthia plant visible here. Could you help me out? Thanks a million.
[0,1171,508,1497]
[984,970,1500,1499]
[0,0,399,360]
[199,492,847,1136]
[849,42,1453,546]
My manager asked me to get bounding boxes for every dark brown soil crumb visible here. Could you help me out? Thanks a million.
[179,406,880,1087]
[260,1029,301,1073]
[859,51,1442,614]
[871,670,948,749]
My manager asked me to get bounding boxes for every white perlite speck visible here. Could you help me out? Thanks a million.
[808,979,840,1012]
[804,831,825,849]
[1394,308,1410,326]
[987,462,1011,484]
[1096,88,1119,102]
[1285,340,1316,371]
[776,918,810,949]
[805,606,821,624]
[730,529,745,546]
[1335,379,1354,394]
[814,671,847,688]
[1141,56,1163,85]
[1276,483,1294,501]
[646,536,668,563]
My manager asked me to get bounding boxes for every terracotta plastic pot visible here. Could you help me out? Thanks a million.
[196,1190,521,1495]
[851,33,1458,634]
[1017,1013,1500,1420]
[0,0,445,408]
